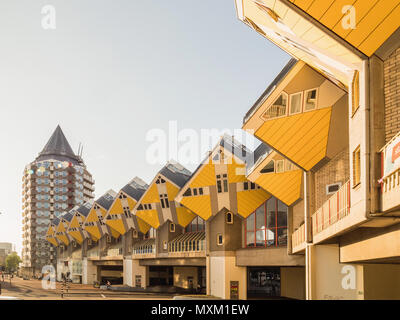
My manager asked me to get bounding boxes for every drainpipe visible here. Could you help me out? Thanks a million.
[304,171,311,300]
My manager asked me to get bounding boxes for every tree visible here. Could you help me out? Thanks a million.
[5,253,21,273]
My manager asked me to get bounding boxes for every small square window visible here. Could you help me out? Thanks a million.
[276,160,284,173]
[304,88,317,111]
[169,223,176,233]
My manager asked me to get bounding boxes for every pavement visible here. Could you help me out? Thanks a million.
[0,277,175,300]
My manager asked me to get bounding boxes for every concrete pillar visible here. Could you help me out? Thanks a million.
[308,244,364,300]
[82,258,97,285]
[123,258,133,287]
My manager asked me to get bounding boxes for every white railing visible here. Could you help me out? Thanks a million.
[262,104,287,120]
[312,180,351,235]
[106,247,123,257]
[133,244,155,255]
[291,223,305,249]
[87,248,100,258]
[169,239,205,253]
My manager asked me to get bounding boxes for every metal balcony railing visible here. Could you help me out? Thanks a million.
[168,231,205,253]
[291,223,305,249]
[312,180,351,235]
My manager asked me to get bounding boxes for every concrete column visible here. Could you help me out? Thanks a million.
[123,258,133,287]
[82,258,97,285]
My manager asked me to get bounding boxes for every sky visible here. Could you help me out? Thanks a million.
[0,0,289,254]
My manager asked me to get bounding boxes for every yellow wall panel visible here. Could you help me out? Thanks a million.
[135,209,160,229]
[126,197,137,210]
[237,189,271,218]
[69,231,83,244]
[176,206,197,228]
[86,208,98,223]
[136,217,151,234]
[180,195,212,221]
[84,226,101,241]
[358,4,400,56]
[110,227,120,239]
[319,0,357,29]
[190,163,216,188]
[106,219,126,235]
[47,237,58,247]
[255,170,303,205]
[255,108,331,170]
[46,226,55,236]
[57,234,69,246]
[141,184,160,204]
[109,198,124,215]
[166,182,180,200]
[228,158,247,183]
[345,1,399,47]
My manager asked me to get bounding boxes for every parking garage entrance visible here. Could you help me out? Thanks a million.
[247,267,281,298]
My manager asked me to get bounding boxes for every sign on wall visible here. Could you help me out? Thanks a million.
[382,135,400,177]
[230,281,239,300]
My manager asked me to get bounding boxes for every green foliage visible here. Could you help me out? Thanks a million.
[5,253,22,273]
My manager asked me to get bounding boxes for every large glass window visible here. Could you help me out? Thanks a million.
[245,197,287,248]
[185,216,205,233]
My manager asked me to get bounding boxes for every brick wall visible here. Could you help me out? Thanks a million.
[384,46,400,143]
[314,148,350,210]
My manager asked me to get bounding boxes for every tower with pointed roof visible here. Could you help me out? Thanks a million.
[21,126,95,277]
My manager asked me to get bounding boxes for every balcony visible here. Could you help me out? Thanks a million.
[311,180,352,243]
[132,239,156,259]
[168,231,206,258]
[291,223,306,253]
[87,247,100,259]
[380,132,400,213]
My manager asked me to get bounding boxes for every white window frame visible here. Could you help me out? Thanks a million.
[261,91,289,121]
[289,91,303,115]
[217,233,223,246]
[275,160,285,173]
[303,88,318,112]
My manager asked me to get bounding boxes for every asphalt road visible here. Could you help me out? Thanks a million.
[0,277,174,300]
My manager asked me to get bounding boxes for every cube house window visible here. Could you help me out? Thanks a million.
[290,92,303,115]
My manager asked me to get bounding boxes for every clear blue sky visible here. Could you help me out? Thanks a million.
[0,0,289,254]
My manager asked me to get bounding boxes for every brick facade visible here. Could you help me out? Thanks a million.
[314,148,350,210]
[384,46,400,143]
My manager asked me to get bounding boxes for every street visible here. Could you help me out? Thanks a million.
[0,277,174,300]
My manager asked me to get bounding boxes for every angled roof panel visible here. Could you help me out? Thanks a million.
[36,125,81,164]
[96,190,117,210]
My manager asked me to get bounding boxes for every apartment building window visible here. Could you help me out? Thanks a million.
[289,92,303,115]
[216,174,228,193]
[217,234,223,246]
[245,197,287,248]
[304,88,317,111]
[261,160,274,173]
[275,160,284,173]
[353,146,361,187]
[352,71,360,115]
[160,194,170,209]
[263,92,288,120]
[226,212,233,224]
[185,216,205,233]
